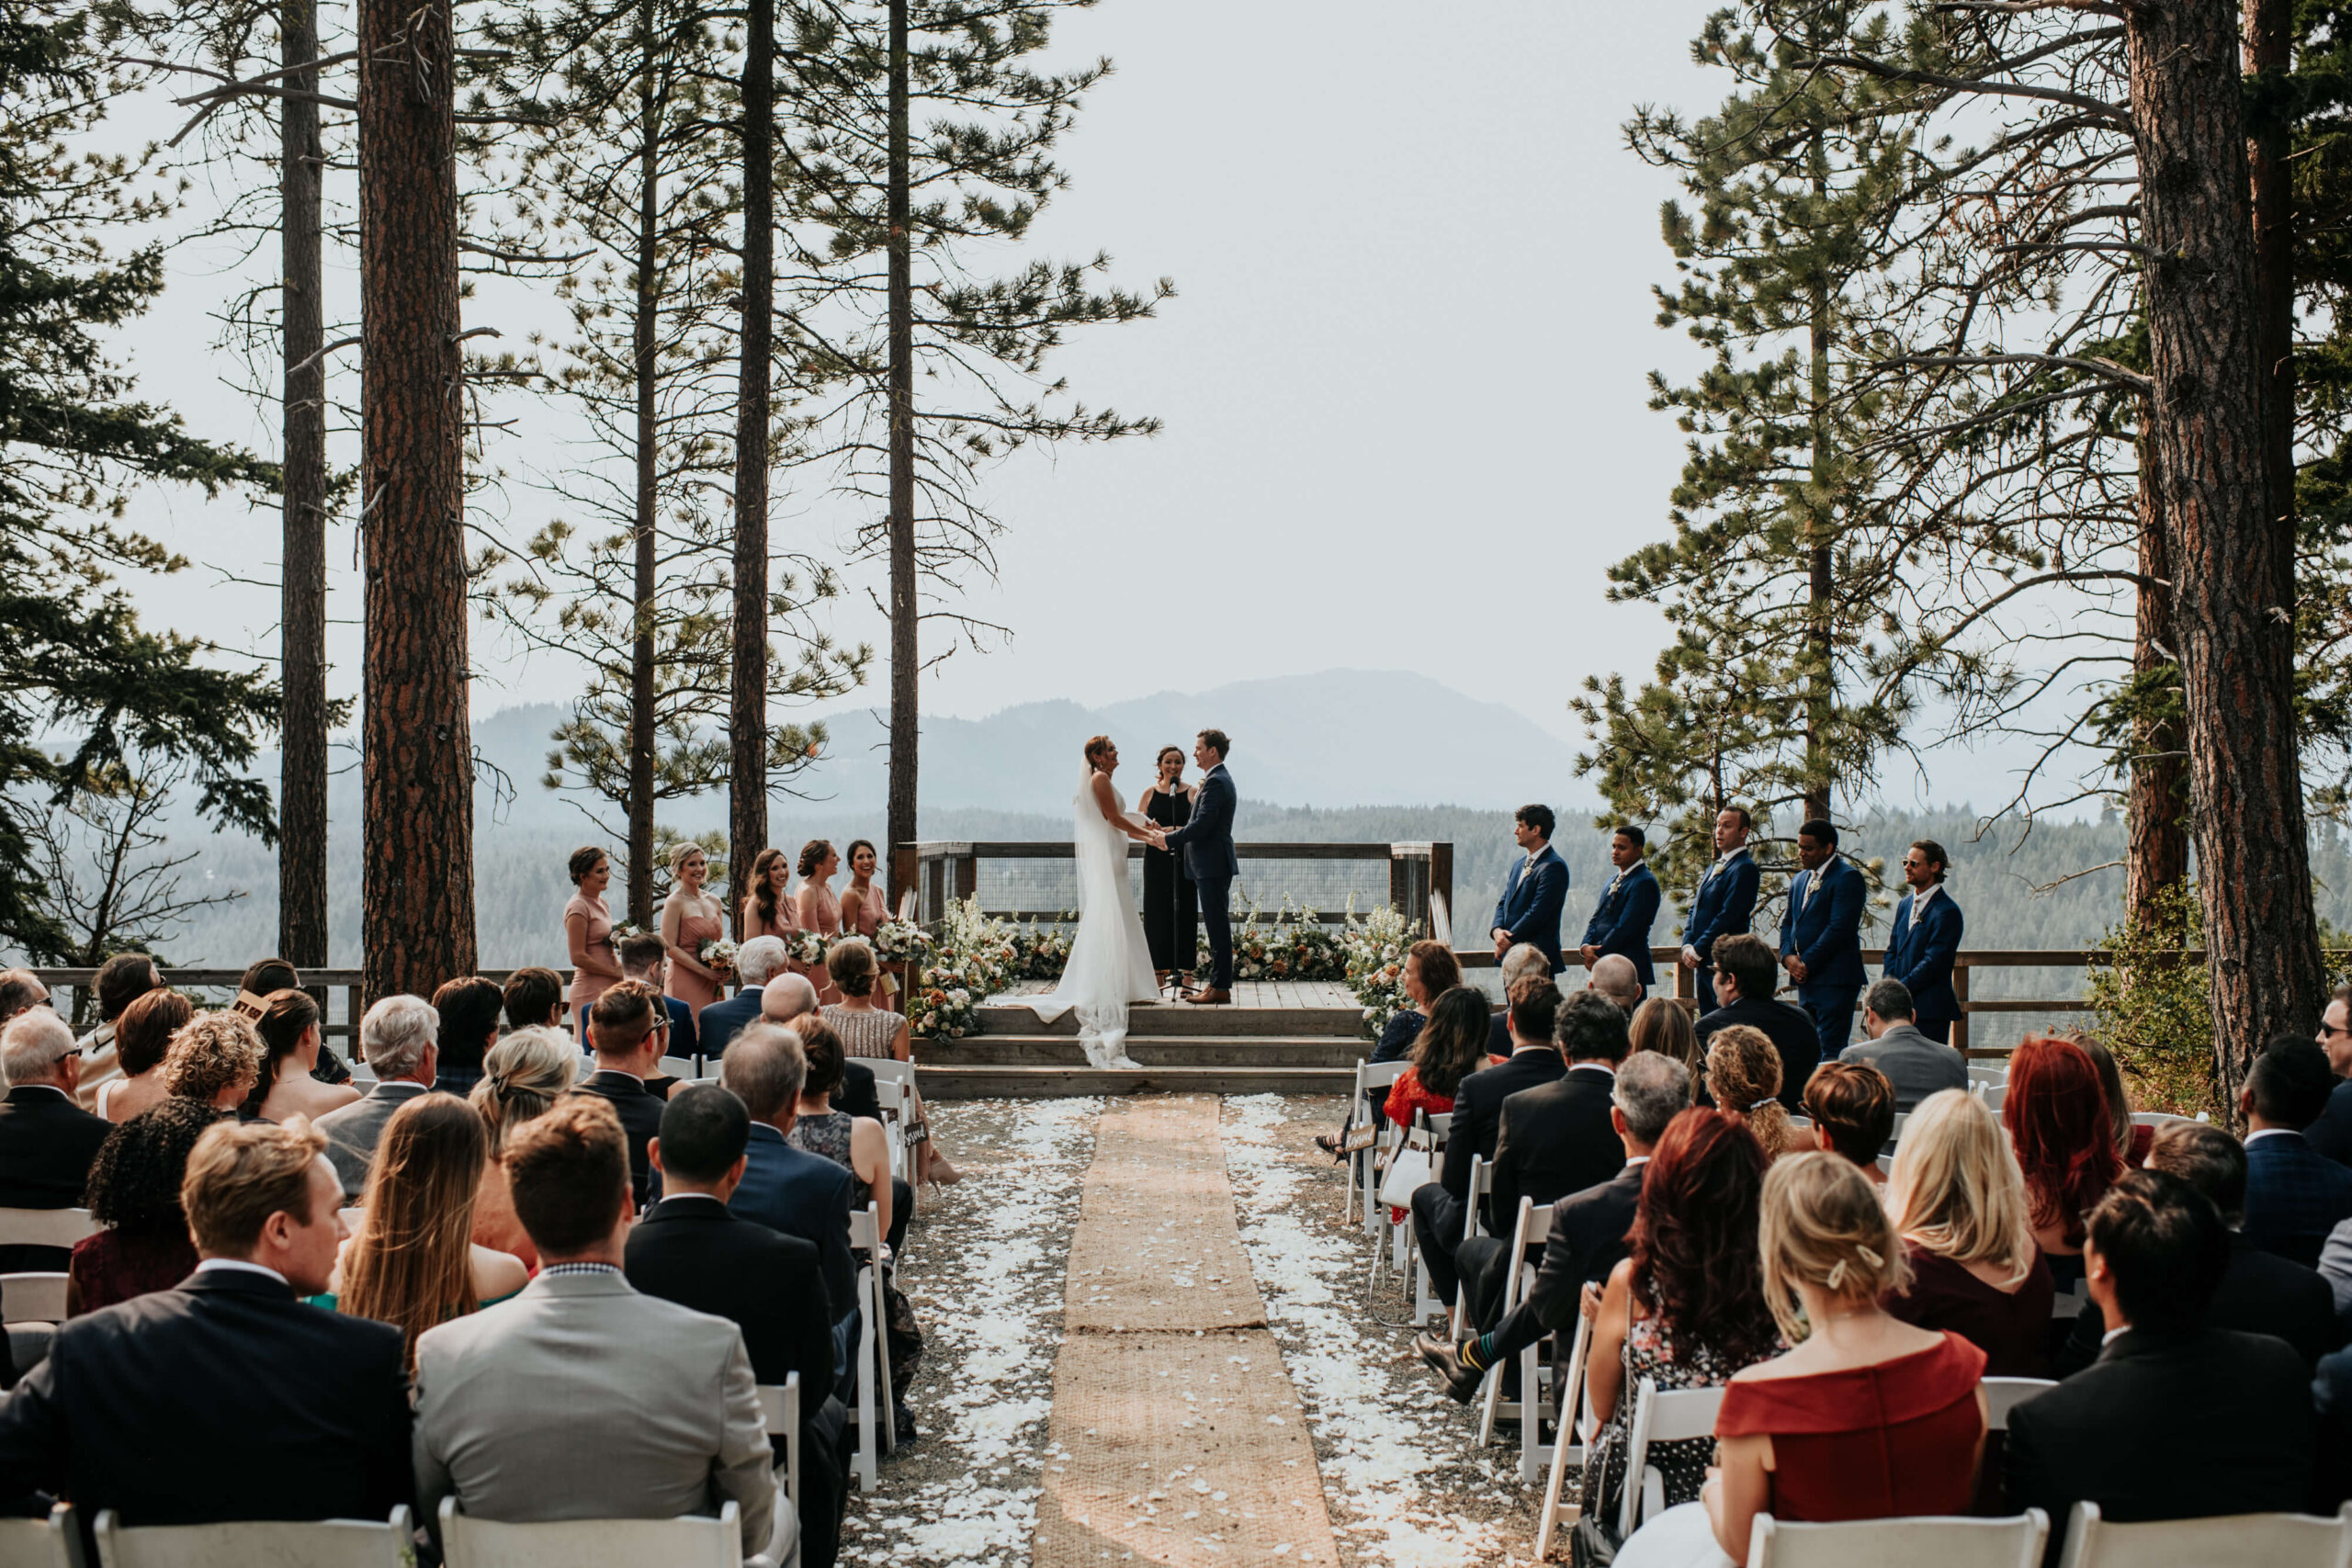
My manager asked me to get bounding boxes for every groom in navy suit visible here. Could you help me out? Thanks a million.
[1680,806,1760,1017]
[1779,818,1869,1053]
[1579,826,1661,993]
[1882,840,1965,1043]
[1491,805,1569,974]
[1157,729,1238,1005]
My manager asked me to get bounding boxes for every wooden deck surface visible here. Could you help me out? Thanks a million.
[985,978,1359,1009]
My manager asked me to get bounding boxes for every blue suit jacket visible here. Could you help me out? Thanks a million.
[729,1122,857,1325]
[662,996,698,1060]
[696,987,763,1058]
[1493,846,1568,973]
[1883,889,1964,1023]
[1160,763,1238,881]
[1684,850,1759,964]
[1581,863,1661,985]
[1779,857,1868,992]
[2243,1131,2352,1269]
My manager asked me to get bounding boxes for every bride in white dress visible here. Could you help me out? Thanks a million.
[1025,737,1165,1068]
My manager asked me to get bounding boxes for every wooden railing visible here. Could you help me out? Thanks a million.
[26,969,520,1043]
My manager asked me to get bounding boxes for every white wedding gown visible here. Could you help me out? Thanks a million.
[1024,768,1160,1068]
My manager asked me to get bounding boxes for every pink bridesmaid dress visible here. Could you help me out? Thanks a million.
[668,905,725,1021]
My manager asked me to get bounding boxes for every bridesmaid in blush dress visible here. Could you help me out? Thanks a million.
[563,846,623,1043]
[795,840,844,1004]
[840,839,899,1003]
[741,846,797,945]
[660,841,727,1023]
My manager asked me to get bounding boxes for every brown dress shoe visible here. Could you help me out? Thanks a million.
[1187,987,1232,1006]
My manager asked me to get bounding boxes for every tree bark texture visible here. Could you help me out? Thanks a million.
[729,0,774,935]
[629,39,659,930]
[358,0,477,1001]
[2245,0,2294,541]
[884,0,917,918]
[2128,0,2322,1092]
[2126,429,2188,930]
[277,0,329,968]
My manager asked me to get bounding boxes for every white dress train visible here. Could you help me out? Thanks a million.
[1024,768,1161,1068]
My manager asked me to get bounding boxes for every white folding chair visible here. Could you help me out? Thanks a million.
[0,1210,96,1252]
[2050,1277,2090,1321]
[348,1063,378,1088]
[660,1055,696,1080]
[1532,1307,1595,1561]
[846,1202,892,1490]
[861,1059,916,1093]
[438,1496,752,1568]
[1750,1509,2050,1567]
[871,1079,910,1185]
[94,1506,410,1568]
[1619,1379,1728,1537]
[755,1374,802,1511]
[1967,1062,2010,1089]
[2130,1111,2211,1128]
[1405,1111,1453,1307]
[0,1503,81,1568]
[2053,1499,2352,1568]
[1476,1197,1555,1469]
[1981,1376,2056,1433]
[0,1274,68,1325]
[1451,1156,1494,1337]
[1887,1111,1909,1145]
[1979,1081,2007,1111]
[1347,1058,1410,1234]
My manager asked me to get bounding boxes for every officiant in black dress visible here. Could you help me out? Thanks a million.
[1137,746,1200,985]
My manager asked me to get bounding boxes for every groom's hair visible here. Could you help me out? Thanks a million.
[1197,728,1230,760]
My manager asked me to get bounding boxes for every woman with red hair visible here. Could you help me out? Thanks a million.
[2003,1034,2123,1313]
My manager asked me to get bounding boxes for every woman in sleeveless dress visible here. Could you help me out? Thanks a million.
[741,846,797,945]
[563,846,623,1043]
[787,1016,899,1249]
[1024,737,1164,1069]
[840,839,900,1004]
[795,840,844,1004]
[660,841,727,1022]
[823,937,960,1186]
[1136,747,1199,987]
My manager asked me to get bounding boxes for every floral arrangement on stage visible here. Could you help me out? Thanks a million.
[1011,915,1074,979]
[907,898,1014,1039]
[696,936,738,976]
[1341,905,1415,1037]
[1228,898,1349,983]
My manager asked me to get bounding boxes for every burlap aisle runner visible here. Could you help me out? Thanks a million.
[1033,1096,1342,1567]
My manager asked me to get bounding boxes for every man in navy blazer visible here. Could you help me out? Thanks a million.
[719,1023,859,1365]
[2241,1035,2352,1269]
[697,935,789,1058]
[1778,818,1868,1053]
[1156,729,1239,1003]
[1882,840,1965,1043]
[1578,826,1661,991]
[1680,806,1760,1018]
[1490,804,1569,974]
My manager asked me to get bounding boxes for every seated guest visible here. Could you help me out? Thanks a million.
[2006,1034,2122,1307]
[629,1084,845,1568]
[314,995,441,1197]
[96,987,190,1124]
[429,976,505,1100]
[2058,1120,2336,1373]
[70,952,162,1114]
[1572,1110,1783,1533]
[1787,1061,1895,1185]
[242,989,363,1124]
[1694,933,1819,1112]
[1419,1052,1691,1399]
[1485,942,1553,1058]
[67,1100,225,1315]
[762,973,882,1124]
[1373,939,1462,1065]
[618,931,698,1062]
[0,1010,114,1273]
[466,1027,577,1271]
[571,979,668,1206]
[1588,953,1645,1016]
[0,972,45,1025]
[722,1021,858,1359]
[160,1011,264,1111]
[1884,1089,2053,1377]
[1383,986,1492,1151]
[1630,994,1699,1079]
[232,958,351,1084]
[412,1099,785,1563]
[0,1120,414,1550]
[2006,1170,2316,1543]
[328,1095,528,1361]
[1705,1025,1793,1159]
[2309,984,2352,1164]
[2240,1032,2352,1268]
[1619,1152,1989,1566]
[821,938,958,1187]
[501,965,567,1033]
[2072,1034,2152,1167]
[1409,978,1564,1309]
[700,935,791,1059]
[1837,978,1965,1112]
[786,1018,899,1256]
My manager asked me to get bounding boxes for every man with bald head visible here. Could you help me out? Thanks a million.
[760,972,819,1024]
[756,972,883,1129]
[1588,953,1643,1015]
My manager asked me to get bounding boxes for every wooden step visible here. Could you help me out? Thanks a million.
[917,1064,1358,1100]
[916,1035,1374,1069]
[975,1003,1365,1039]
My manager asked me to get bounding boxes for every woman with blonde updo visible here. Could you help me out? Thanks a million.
[242,989,362,1124]
[466,1027,578,1269]
[1614,1153,1991,1568]
[1704,1024,1792,1157]
[660,840,727,1023]
[822,938,959,1186]
[161,1011,266,1111]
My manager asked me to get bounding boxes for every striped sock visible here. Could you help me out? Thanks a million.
[1459,1336,1492,1372]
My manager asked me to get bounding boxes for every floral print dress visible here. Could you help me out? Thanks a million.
[1580,1316,1771,1518]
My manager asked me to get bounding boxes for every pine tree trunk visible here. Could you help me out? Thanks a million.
[358,0,475,1001]
[884,0,917,919]
[1803,188,1834,828]
[729,0,774,935]
[2127,0,2322,1094]
[2126,429,2188,930]
[629,46,660,930]
[277,0,328,969]
[2245,0,2294,535]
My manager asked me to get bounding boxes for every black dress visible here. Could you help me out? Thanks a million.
[1143,786,1199,973]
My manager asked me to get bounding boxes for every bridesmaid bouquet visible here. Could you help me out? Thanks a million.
[697,937,739,976]
[786,929,832,967]
[870,919,933,964]
[610,921,650,942]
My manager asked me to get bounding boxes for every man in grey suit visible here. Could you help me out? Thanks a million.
[1838,978,1967,1112]
[413,1096,787,1563]
[313,994,441,1197]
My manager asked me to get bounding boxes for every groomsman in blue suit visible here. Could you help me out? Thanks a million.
[1579,826,1661,995]
[1490,805,1569,975]
[1882,840,1965,1043]
[1779,818,1868,1052]
[1680,806,1760,1017]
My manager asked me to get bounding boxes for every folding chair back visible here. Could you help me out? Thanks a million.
[94,1507,412,1568]
[1751,1509,2050,1568]
[0,1274,68,1325]
[756,1375,801,1508]
[1533,1308,1597,1562]
[863,1059,916,1092]
[0,1504,79,1568]
[2053,1500,2352,1568]
[1619,1380,1727,1536]
[436,1497,741,1568]
[846,1202,892,1489]
[2129,1111,2209,1129]
[1982,1377,2056,1433]
[660,1055,696,1080]
[0,1210,95,1252]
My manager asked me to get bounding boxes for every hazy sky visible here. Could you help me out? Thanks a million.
[105,0,2052,813]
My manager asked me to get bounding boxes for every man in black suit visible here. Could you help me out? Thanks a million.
[1693,933,1820,1112]
[2056,1121,2340,1372]
[0,1011,114,1271]
[0,1120,413,1556]
[571,980,670,1209]
[629,1084,844,1568]
[1408,976,1565,1310]
[757,974,883,1124]
[2241,1034,2352,1268]
[2007,1170,2317,1552]
[699,936,790,1059]
[2309,984,2352,1165]
[1417,1051,1689,1401]
[720,1023,859,1378]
